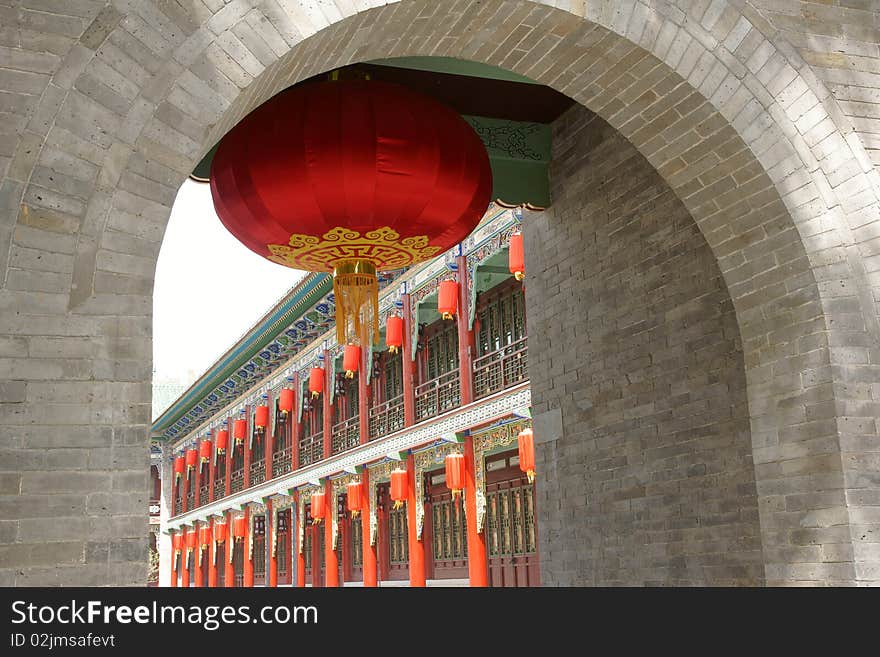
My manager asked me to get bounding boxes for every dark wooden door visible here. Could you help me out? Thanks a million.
[425,469,468,579]
[253,515,266,586]
[378,483,409,581]
[216,545,225,587]
[233,541,244,587]
[277,509,291,585]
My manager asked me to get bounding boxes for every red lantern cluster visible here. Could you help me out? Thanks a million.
[255,404,269,430]
[509,231,525,281]
[173,456,185,480]
[199,439,212,464]
[232,418,246,446]
[233,517,247,540]
[215,429,228,455]
[445,453,466,499]
[308,367,324,398]
[390,468,408,509]
[438,280,458,320]
[310,492,326,524]
[518,428,535,484]
[185,448,197,471]
[279,388,295,416]
[385,315,403,353]
[347,480,364,518]
[343,345,360,379]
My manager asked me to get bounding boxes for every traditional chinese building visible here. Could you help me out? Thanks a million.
[154,205,538,587]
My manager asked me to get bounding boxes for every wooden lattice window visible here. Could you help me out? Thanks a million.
[432,495,468,562]
[350,515,363,567]
[385,351,402,401]
[486,481,537,558]
[389,506,409,565]
[253,515,266,577]
[425,322,459,380]
[477,284,526,356]
[277,509,290,578]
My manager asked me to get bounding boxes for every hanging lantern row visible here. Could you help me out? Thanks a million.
[185,448,197,472]
[215,429,228,456]
[390,468,408,509]
[445,453,466,499]
[308,367,324,398]
[210,79,491,349]
[518,428,535,484]
[343,345,360,379]
[233,517,247,541]
[438,280,458,320]
[279,387,295,416]
[509,231,525,281]
[385,315,403,353]
[310,492,326,524]
[173,456,185,481]
[347,480,364,518]
[232,418,246,446]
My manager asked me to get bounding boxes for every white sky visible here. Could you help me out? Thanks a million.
[152,180,306,392]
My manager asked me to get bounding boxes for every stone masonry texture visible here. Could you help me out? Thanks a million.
[0,1,878,586]
[527,106,764,585]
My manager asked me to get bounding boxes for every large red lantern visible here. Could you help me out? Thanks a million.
[214,522,227,543]
[173,456,185,481]
[343,345,360,379]
[185,448,197,471]
[233,517,247,540]
[279,388,295,416]
[232,418,246,445]
[509,231,525,281]
[215,429,228,455]
[445,453,466,499]
[185,531,197,550]
[390,468,408,509]
[310,492,326,524]
[518,428,535,484]
[255,404,269,430]
[172,532,182,551]
[347,480,364,518]
[199,526,211,547]
[308,367,324,398]
[210,79,491,346]
[199,439,212,464]
[438,280,458,320]
[385,315,403,353]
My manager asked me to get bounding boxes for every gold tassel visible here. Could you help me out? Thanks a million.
[333,259,379,346]
[527,470,535,484]
[392,500,404,510]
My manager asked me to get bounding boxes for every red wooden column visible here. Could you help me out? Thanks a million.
[243,506,254,587]
[208,433,216,503]
[268,500,277,587]
[225,418,233,498]
[193,454,201,508]
[243,407,252,489]
[224,512,234,587]
[358,347,370,446]
[324,480,339,587]
[322,349,333,460]
[361,469,377,587]
[295,491,306,587]
[264,392,274,480]
[310,521,321,588]
[401,292,415,427]
[192,522,203,587]
[208,518,217,588]
[464,435,488,587]
[180,527,190,588]
[406,453,426,587]
[456,253,474,405]
[170,532,177,588]
[181,457,190,514]
[291,374,301,471]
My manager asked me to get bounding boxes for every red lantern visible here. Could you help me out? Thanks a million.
[172,533,182,551]
[215,429,228,455]
[343,345,360,379]
[310,492,326,524]
[210,79,491,346]
[445,453,466,499]
[199,526,211,547]
[347,480,364,518]
[173,456,185,481]
[385,315,403,353]
[214,522,227,543]
[390,468,408,509]
[233,517,247,540]
[232,418,246,445]
[199,439,212,464]
[308,367,324,399]
[279,388,295,416]
[185,531,197,550]
[518,428,535,484]
[255,404,269,430]
[185,448,197,471]
[509,231,525,281]
[438,280,458,320]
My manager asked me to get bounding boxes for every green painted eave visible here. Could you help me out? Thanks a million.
[151,272,332,437]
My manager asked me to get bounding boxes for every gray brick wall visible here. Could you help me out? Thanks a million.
[527,106,764,586]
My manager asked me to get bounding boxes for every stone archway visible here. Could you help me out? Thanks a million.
[1,0,877,586]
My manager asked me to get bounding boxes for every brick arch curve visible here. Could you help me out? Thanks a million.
[1,0,877,585]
